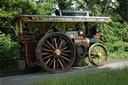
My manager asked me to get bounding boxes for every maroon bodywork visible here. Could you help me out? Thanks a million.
[23,41,38,67]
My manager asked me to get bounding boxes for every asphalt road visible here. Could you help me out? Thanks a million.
[1,60,128,85]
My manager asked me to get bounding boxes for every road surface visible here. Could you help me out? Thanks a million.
[1,60,128,85]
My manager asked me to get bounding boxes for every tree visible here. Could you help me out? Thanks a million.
[55,0,73,10]
[0,0,54,35]
[117,0,128,21]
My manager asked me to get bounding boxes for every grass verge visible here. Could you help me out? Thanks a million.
[32,68,128,85]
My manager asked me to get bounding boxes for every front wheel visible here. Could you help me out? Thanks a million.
[88,43,108,66]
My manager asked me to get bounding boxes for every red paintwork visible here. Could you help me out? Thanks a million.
[23,41,38,67]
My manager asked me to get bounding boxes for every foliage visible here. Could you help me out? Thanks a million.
[0,0,54,17]
[0,32,18,68]
[117,0,128,21]
[0,0,54,35]
[55,0,73,10]
[89,0,128,60]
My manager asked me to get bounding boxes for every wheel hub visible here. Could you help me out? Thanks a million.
[98,53,101,57]
[54,49,61,56]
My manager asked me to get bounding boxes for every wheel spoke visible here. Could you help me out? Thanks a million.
[101,52,105,56]
[96,49,99,53]
[44,43,51,49]
[56,58,59,68]
[61,55,70,62]
[93,57,98,63]
[63,50,71,53]
[62,53,69,56]
[96,58,100,64]
[41,52,50,55]
[51,38,55,48]
[94,47,99,53]
[42,49,53,52]
[53,59,56,70]
[100,56,105,63]
[98,57,103,64]
[91,55,96,58]
[99,47,102,53]
[57,37,61,47]
[62,47,68,51]
[43,54,52,60]
[59,39,63,48]
[58,58,64,68]
[62,42,67,48]
[60,57,66,65]
[46,58,51,64]
[54,38,58,48]
[49,59,54,67]
[91,52,98,56]
[46,40,55,49]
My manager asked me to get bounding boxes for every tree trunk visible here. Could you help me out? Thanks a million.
[102,0,110,14]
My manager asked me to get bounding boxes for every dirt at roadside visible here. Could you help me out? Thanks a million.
[107,58,128,63]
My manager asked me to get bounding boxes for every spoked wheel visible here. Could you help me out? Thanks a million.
[36,32,76,73]
[88,43,108,66]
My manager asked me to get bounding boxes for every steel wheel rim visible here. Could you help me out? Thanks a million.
[89,43,108,66]
[36,32,75,72]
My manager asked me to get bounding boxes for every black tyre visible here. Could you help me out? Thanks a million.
[36,32,76,73]
[88,43,108,66]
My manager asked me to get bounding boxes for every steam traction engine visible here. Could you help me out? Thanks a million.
[12,10,111,73]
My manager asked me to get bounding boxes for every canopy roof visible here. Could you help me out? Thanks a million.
[12,15,111,24]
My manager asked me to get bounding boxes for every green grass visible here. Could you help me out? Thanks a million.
[33,68,128,85]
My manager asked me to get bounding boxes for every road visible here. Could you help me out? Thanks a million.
[1,60,128,85]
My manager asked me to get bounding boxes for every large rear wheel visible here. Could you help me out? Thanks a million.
[36,32,76,73]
